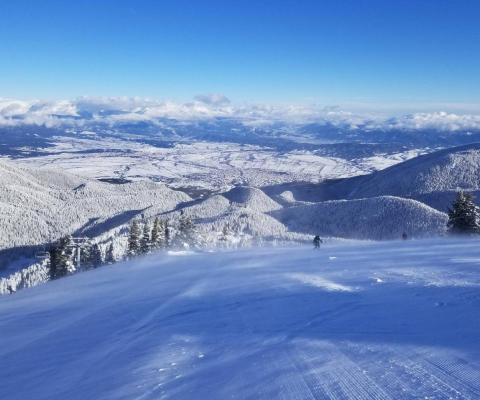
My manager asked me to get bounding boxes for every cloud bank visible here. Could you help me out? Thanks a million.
[1,96,480,132]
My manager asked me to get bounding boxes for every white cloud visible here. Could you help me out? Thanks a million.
[0,99,31,117]
[194,93,231,106]
[0,98,79,127]
[0,96,479,133]
[368,112,480,132]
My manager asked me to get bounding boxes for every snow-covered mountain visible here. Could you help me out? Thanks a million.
[268,143,480,212]
[340,143,480,199]
[2,238,479,399]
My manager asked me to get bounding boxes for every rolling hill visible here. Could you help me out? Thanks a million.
[271,196,448,240]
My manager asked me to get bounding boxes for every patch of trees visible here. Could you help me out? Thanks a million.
[49,236,110,280]
[127,212,198,258]
[48,212,200,281]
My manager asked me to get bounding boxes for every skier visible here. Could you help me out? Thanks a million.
[313,235,322,249]
[402,232,408,240]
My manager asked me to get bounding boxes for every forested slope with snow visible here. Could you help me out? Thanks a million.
[0,159,190,251]
[271,196,448,240]
[1,238,479,400]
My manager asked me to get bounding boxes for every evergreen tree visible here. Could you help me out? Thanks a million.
[127,220,141,257]
[140,223,151,254]
[80,240,93,269]
[89,243,103,267]
[176,211,196,248]
[151,217,166,249]
[105,243,115,264]
[219,224,231,247]
[164,219,171,248]
[49,235,75,279]
[447,191,480,234]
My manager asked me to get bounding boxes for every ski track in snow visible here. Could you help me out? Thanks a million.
[1,238,480,399]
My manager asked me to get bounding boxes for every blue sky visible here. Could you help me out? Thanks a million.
[1,0,479,109]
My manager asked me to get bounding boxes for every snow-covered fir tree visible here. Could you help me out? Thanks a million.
[151,217,166,249]
[127,220,141,257]
[105,243,115,264]
[447,191,480,234]
[165,219,171,248]
[89,243,103,267]
[80,240,102,269]
[80,240,92,269]
[219,224,231,247]
[49,235,75,279]
[140,223,151,254]
[175,211,197,248]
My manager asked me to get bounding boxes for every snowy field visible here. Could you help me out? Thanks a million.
[12,137,422,191]
[1,238,479,400]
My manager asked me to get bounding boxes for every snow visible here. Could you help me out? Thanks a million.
[1,237,479,399]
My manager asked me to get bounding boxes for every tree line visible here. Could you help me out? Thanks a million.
[127,211,198,257]
[49,211,198,280]
[49,237,116,279]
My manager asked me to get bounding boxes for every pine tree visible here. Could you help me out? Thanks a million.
[49,235,75,279]
[219,224,230,247]
[89,244,103,267]
[127,220,141,257]
[140,223,151,254]
[151,217,165,249]
[447,191,480,234]
[176,211,196,248]
[164,218,171,248]
[105,243,115,264]
[80,240,93,269]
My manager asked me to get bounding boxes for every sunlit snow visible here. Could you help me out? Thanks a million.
[1,238,479,399]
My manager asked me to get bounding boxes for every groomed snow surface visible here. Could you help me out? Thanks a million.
[1,238,480,400]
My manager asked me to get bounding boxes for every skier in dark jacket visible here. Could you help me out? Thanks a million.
[313,235,322,249]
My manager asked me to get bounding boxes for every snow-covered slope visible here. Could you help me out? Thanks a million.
[0,159,190,251]
[271,196,448,240]
[332,143,480,200]
[1,238,479,399]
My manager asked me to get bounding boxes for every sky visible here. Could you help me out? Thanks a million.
[1,0,479,111]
